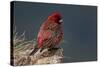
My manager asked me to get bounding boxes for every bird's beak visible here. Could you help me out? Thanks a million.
[59,19,63,23]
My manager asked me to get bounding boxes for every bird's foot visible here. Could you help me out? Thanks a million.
[48,47,60,51]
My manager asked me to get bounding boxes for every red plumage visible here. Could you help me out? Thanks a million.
[37,12,64,49]
[30,12,64,55]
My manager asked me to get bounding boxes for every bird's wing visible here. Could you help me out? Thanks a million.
[38,21,63,50]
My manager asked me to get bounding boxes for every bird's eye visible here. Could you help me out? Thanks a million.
[59,19,63,23]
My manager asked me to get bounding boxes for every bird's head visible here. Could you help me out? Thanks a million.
[48,12,63,24]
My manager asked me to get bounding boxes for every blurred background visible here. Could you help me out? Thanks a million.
[13,1,97,63]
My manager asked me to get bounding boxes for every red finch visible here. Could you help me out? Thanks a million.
[30,12,64,55]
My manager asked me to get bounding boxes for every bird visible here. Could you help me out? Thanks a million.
[30,12,64,55]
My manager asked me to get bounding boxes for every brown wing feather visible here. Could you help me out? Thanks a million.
[38,20,63,51]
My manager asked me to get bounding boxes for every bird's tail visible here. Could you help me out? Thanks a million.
[29,44,39,55]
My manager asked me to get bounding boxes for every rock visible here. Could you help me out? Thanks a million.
[14,46,64,66]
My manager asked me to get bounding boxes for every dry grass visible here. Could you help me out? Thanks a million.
[12,28,64,66]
